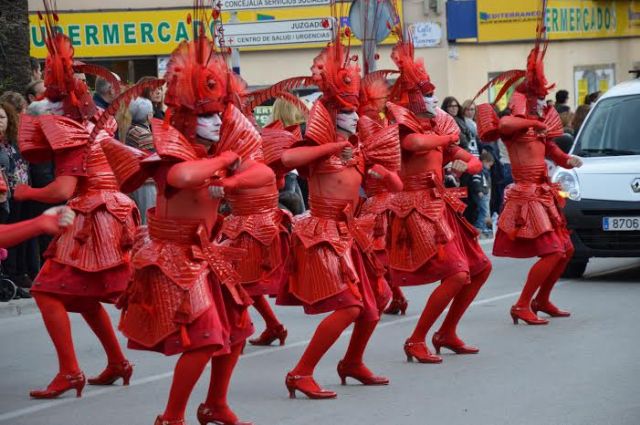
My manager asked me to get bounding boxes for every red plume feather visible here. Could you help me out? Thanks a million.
[73,62,122,95]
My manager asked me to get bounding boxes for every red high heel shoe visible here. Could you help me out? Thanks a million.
[30,372,86,399]
[154,416,185,425]
[384,297,408,315]
[403,341,442,364]
[88,360,134,386]
[531,299,571,317]
[432,333,479,355]
[197,404,253,425]
[510,305,549,325]
[248,325,287,346]
[285,373,337,400]
[337,360,389,386]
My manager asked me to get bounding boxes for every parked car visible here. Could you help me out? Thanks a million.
[552,72,640,277]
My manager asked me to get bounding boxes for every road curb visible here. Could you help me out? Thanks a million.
[0,298,38,319]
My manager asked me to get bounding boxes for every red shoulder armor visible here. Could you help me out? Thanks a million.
[150,118,199,162]
[475,103,500,142]
[357,115,383,142]
[217,103,263,161]
[543,107,564,139]
[508,91,527,117]
[434,108,460,137]
[385,101,423,134]
[286,124,303,141]
[264,120,285,130]
[18,114,50,163]
[305,101,336,145]
[101,137,151,193]
[262,126,298,168]
[361,122,401,172]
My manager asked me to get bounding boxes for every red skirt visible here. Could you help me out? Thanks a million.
[240,232,290,298]
[31,260,131,313]
[493,227,572,259]
[278,246,391,323]
[127,274,254,357]
[445,207,491,277]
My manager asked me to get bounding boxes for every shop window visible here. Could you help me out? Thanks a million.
[574,65,615,107]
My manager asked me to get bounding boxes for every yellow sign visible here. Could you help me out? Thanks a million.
[29,4,402,59]
[476,0,640,43]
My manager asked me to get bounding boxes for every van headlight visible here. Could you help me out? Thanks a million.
[552,169,581,201]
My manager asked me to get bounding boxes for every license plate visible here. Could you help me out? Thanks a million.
[602,217,640,231]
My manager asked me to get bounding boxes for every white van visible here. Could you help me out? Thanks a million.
[552,73,640,277]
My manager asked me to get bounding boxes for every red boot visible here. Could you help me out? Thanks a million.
[30,372,86,399]
[337,360,389,386]
[531,299,571,318]
[403,340,442,364]
[88,360,134,386]
[285,373,337,400]
[248,325,287,346]
[510,305,549,325]
[432,332,479,355]
[197,404,253,425]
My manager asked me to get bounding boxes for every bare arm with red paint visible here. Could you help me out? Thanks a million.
[281,141,350,169]
[368,164,403,192]
[13,176,78,204]
[401,132,456,153]
[167,151,240,189]
[0,206,75,248]
[217,160,276,193]
[499,116,546,138]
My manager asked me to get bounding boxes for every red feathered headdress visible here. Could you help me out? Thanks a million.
[38,1,96,121]
[473,0,554,117]
[387,2,435,114]
[164,1,248,141]
[359,70,394,121]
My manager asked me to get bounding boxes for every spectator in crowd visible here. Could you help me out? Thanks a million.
[462,99,480,156]
[125,97,156,224]
[0,91,28,114]
[25,80,46,104]
[475,150,495,238]
[0,101,32,297]
[29,57,42,82]
[584,91,601,106]
[442,96,472,150]
[93,76,117,109]
[24,99,57,268]
[572,104,591,135]
[555,89,570,114]
[138,76,166,119]
[271,97,307,211]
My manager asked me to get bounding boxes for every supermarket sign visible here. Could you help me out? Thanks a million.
[29,3,402,58]
[476,0,640,42]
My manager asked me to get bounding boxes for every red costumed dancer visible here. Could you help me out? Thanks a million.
[0,174,75,248]
[102,6,260,424]
[276,10,401,399]
[14,5,138,399]
[475,0,581,325]
[385,21,491,362]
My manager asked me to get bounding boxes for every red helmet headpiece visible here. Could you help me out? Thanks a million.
[386,2,435,114]
[359,70,393,121]
[472,0,554,117]
[38,1,96,121]
[163,2,248,141]
[310,14,361,113]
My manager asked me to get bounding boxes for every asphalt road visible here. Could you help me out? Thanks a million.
[0,246,638,425]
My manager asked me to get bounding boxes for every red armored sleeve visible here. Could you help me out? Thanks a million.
[545,140,572,168]
[54,146,88,177]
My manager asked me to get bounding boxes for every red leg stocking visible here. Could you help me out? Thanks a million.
[407,272,467,343]
[290,307,360,376]
[81,304,126,365]
[204,342,244,408]
[162,346,216,421]
[438,264,492,339]
[34,293,80,374]
[535,247,574,304]
[342,319,378,366]
[251,295,281,329]
[515,253,565,309]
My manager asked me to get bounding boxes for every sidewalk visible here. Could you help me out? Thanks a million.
[0,298,38,319]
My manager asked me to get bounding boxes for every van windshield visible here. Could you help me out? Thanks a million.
[574,95,640,157]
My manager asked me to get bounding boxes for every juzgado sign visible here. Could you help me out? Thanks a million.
[475,0,640,43]
[29,4,403,58]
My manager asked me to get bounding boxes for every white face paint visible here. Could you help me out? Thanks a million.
[423,94,439,116]
[196,114,222,142]
[537,98,546,117]
[336,111,359,135]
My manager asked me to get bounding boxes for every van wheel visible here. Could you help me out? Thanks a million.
[562,258,588,278]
